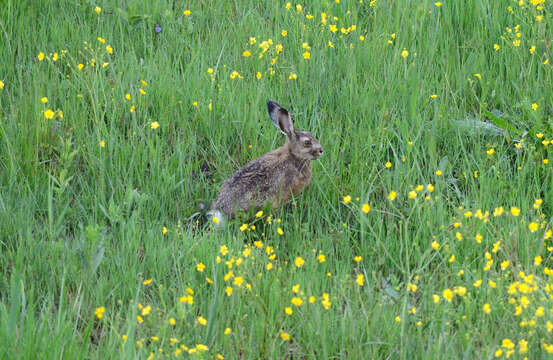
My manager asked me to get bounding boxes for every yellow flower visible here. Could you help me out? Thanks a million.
[183,10,191,16]
[474,73,481,79]
[482,303,491,314]
[531,103,538,111]
[432,294,440,303]
[150,121,160,129]
[44,109,55,119]
[486,148,494,155]
[354,256,362,263]
[277,227,284,235]
[229,71,242,79]
[434,2,442,6]
[361,204,370,213]
[288,72,298,80]
[431,241,440,250]
[242,50,251,57]
[233,276,244,286]
[501,260,509,270]
[356,274,365,286]
[169,318,176,325]
[197,316,207,325]
[106,45,113,54]
[388,191,397,200]
[240,223,248,231]
[473,279,482,287]
[436,170,443,176]
[321,292,331,309]
[94,6,101,14]
[295,257,305,268]
[529,222,538,232]
[285,307,293,315]
[343,195,351,204]
[37,52,45,61]
[281,29,287,37]
[94,306,105,319]
[97,37,105,43]
[100,140,105,148]
[317,254,326,263]
[291,297,303,306]
[510,207,520,216]
[442,288,453,302]
[220,245,228,256]
[196,344,208,351]
[408,191,417,199]
[401,49,409,58]
[141,305,151,316]
[136,315,143,323]
[395,316,401,322]
[280,331,291,341]
[534,256,542,265]
[303,51,311,60]
[77,63,84,70]
[41,97,48,103]
[196,262,206,272]
[385,161,392,168]
[143,279,152,285]
[224,327,231,335]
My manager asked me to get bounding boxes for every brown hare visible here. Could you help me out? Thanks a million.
[209,101,323,224]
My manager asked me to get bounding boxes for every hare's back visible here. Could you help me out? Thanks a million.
[214,156,282,214]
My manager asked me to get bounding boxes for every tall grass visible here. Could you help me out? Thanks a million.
[1,0,552,358]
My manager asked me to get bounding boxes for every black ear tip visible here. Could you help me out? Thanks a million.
[267,100,283,113]
[267,101,278,113]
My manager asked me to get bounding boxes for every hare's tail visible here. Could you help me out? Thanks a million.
[207,209,226,227]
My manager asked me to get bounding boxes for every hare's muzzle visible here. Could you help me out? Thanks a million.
[312,147,323,159]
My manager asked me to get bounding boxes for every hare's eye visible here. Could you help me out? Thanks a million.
[304,139,312,146]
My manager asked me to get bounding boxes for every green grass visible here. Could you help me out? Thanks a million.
[1,0,553,358]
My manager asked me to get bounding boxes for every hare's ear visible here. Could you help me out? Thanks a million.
[267,101,294,137]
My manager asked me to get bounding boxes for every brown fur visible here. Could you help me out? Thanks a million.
[212,101,322,217]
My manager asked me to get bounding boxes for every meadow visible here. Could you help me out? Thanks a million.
[1,0,553,358]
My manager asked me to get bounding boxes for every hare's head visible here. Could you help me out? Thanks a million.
[267,101,323,161]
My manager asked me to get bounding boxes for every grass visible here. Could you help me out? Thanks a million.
[1,0,553,358]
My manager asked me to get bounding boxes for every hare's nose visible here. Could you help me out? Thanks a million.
[314,148,323,157]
